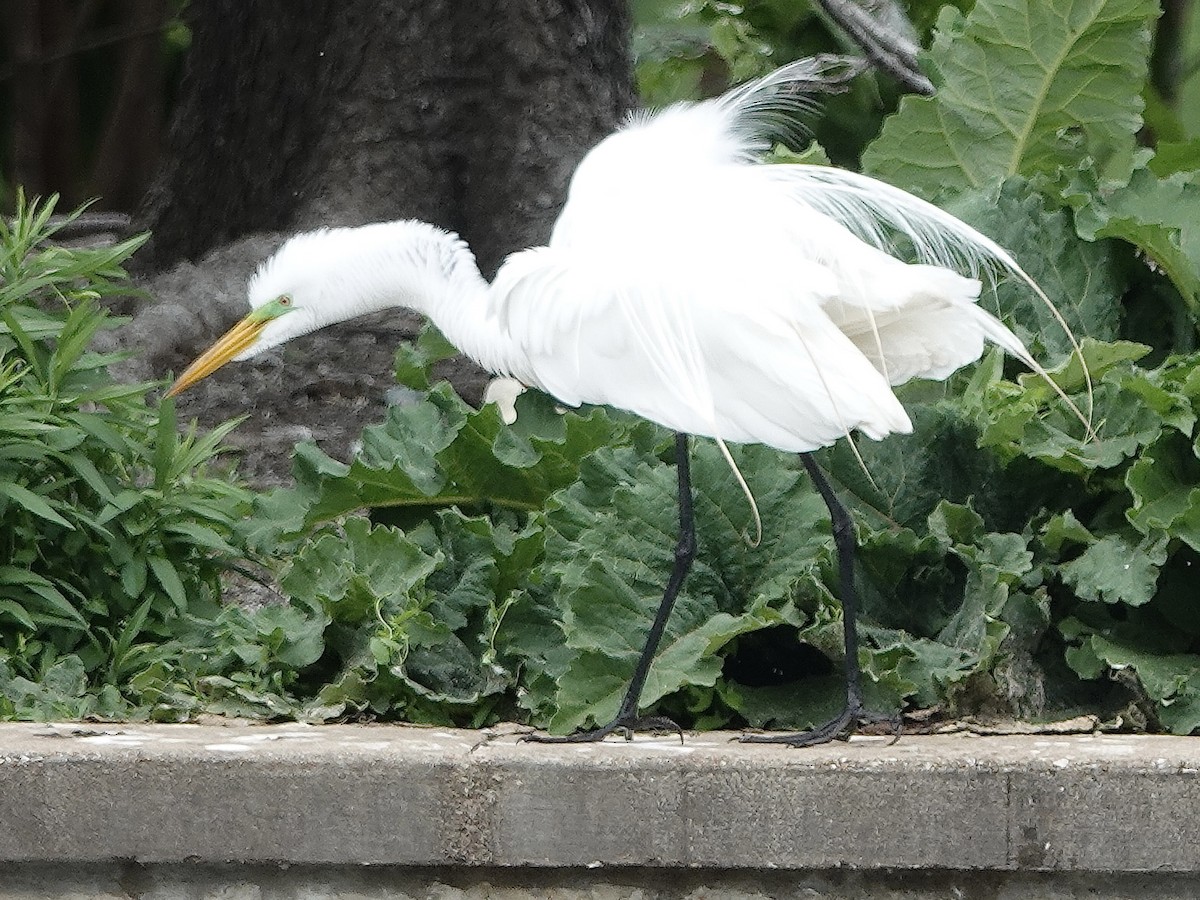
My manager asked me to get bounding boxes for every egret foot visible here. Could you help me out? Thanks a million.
[739,701,900,747]
[523,713,683,744]
[747,455,902,749]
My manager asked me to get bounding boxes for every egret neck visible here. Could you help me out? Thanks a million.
[166,221,526,396]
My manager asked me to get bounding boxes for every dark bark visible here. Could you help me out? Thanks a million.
[135,0,634,275]
[133,0,342,269]
[6,1,45,195]
[451,0,634,275]
[6,0,86,199]
[85,0,167,210]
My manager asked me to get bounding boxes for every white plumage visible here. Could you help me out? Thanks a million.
[171,57,1072,457]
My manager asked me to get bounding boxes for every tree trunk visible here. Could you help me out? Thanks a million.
[6,0,85,201]
[133,0,343,269]
[136,0,633,273]
[123,0,633,485]
[85,0,167,211]
[449,0,634,275]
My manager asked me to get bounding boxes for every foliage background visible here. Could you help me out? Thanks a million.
[2,0,1200,734]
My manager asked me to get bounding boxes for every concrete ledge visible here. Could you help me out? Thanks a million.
[1,724,1198,873]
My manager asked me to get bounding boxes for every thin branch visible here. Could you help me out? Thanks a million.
[1150,0,1189,103]
[0,19,170,84]
[811,0,934,96]
[49,212,132,240]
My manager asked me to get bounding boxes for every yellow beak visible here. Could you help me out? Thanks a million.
[166,315,267,397]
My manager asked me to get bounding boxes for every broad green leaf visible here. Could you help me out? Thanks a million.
[1064,162,1200,310]
[946,178,1123,358]
[392,324,459,391]
[283,516,520,717]
[283,517,439,614]
[265,385,625,538]
[1059,533,1167,606]
[1150,141,1200,178]
[1126,434,1200,551]
[163,521,237,555]
[821,400,1011,531]
[0,567,86,628]
[977,353,1166,475]
[148,556,188,610]
[252,605,326,669]
[61,451,116,504]
[863,0,1157,196]
[538,441,835,732]
[0,599,35,630]
[1040,510,1094,553]
[121,558,148,599]
[1081,634,1200,734]
[716,673,846,731]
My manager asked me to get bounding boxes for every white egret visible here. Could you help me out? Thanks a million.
[167,57,1085,745]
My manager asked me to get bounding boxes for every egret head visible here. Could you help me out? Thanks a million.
[165,225,414,397]
[165,220,483,397]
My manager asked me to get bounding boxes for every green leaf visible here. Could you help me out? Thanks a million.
[1040,510,1094,553]
[0,599,35,630]
[121,558,148,599]
[1064,162,1200,310]
[1126,433,1200,550]
[1079,634,1200,734]
[392,324,459,391]
[537,441,833,732]
[283,518,439,614]
[863,0,1157,196]
[1059,534,1167,606]
[252,605,326,669]
[266,384,625,539]
[61,451,117,504]
[766,142,832,166]
[976,341,1164,475]
[148,556,188,610]
[822,395,1017,532]
[0,568,86,628]
[1149,140,1200,178]
[0,482,73,529]
[164,521,237,555]
[945,178,1124,358]
[152,399,177,491]
[49,299,103,390]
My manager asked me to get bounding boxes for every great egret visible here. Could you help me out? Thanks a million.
[168,57,1084,745]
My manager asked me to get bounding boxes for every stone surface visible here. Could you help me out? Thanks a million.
[2,723,1199,883]
[4,864,1200,900]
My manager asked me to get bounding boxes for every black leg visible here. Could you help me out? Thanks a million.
[740,453,899,747]
[526,432,696,743]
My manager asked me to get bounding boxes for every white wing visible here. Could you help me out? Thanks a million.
[492,235,914,453]
[486,57,1083,451]
[524,54,1068,425]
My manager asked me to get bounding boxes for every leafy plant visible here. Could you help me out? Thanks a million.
[0,195,250,720]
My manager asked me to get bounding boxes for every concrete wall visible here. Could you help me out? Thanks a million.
[2,724,1198,898]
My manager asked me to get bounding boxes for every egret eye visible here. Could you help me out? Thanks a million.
[279,295,292,306]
